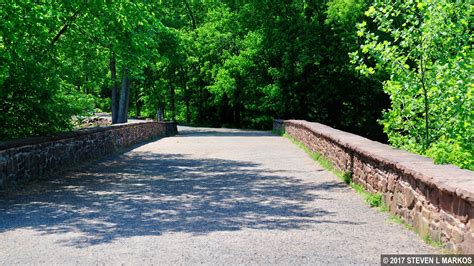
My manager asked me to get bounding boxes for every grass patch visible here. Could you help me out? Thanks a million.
[343,172,352,184]
[350,182,365,193]
[284,133,345,178]
[365,193,383,208]
[350,182,383,207]
[379,202,389,213]
[385,213,447,250]
[388,214,413,230]
[423,235,444,249]
[387,214,445,249]
[285,133,383,207]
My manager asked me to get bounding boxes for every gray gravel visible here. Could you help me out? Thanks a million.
[0,126,436,265]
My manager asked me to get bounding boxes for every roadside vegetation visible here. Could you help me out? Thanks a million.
[1,1,471,169]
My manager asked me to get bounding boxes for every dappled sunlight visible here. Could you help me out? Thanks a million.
[0,150,359,248]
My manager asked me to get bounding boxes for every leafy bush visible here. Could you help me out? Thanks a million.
[425,139,473,170]
[343,172,352,184]
[366,193,382,208]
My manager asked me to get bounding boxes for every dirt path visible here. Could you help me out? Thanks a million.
[0,126,435,264]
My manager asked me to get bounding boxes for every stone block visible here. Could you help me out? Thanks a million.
[399,208,408,220]
[429,221,442,243]
[461,231,474,254]
[415,201,423,213]
[389,194,398,213]
[387,173,397,192]
[414,213,430,237]
[452,198,470,223]
[428,188,440,207]
[379,179,387,192]
[439,191,454,214]
[431,210,441,223]
[403,186,416,209]
[440,210,457,227]
[421,207,431,220]
[396,190,405,207]
[452,226,465,244]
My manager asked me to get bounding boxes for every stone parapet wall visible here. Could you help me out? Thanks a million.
[274,119,473,254]
[0,121,177,191]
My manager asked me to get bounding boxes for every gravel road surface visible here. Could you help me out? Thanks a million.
[0,126,435,265]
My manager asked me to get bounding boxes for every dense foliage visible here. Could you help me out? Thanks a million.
[353,0,473,169]
[1,1,472,169]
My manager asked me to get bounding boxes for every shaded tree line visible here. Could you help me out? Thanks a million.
[1,0,471,169]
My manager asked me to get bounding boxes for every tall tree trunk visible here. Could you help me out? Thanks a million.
[179,67,191,124]
[420,52,430,151]
[125,78,129,121]
[133,83,142,118]
[84,76,89,94]
[136,98,142,118]
[234,84,241,127]
[156,107,163,121]
[184,84,191,123]
[110,56,119,124]
[198,86,203,123]
[169,78,176,122]
[117,67,129,123]
[418,16,430,151]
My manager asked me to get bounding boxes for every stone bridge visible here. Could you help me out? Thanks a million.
[0,122,472,264]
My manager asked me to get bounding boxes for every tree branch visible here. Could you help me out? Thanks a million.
[184,0,197,30]
[50,8,81,46]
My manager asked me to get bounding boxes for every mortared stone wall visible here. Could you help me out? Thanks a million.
[0,121,177,191]
[274,119,473,253]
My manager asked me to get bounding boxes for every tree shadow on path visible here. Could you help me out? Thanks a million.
[0,141,361,248]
